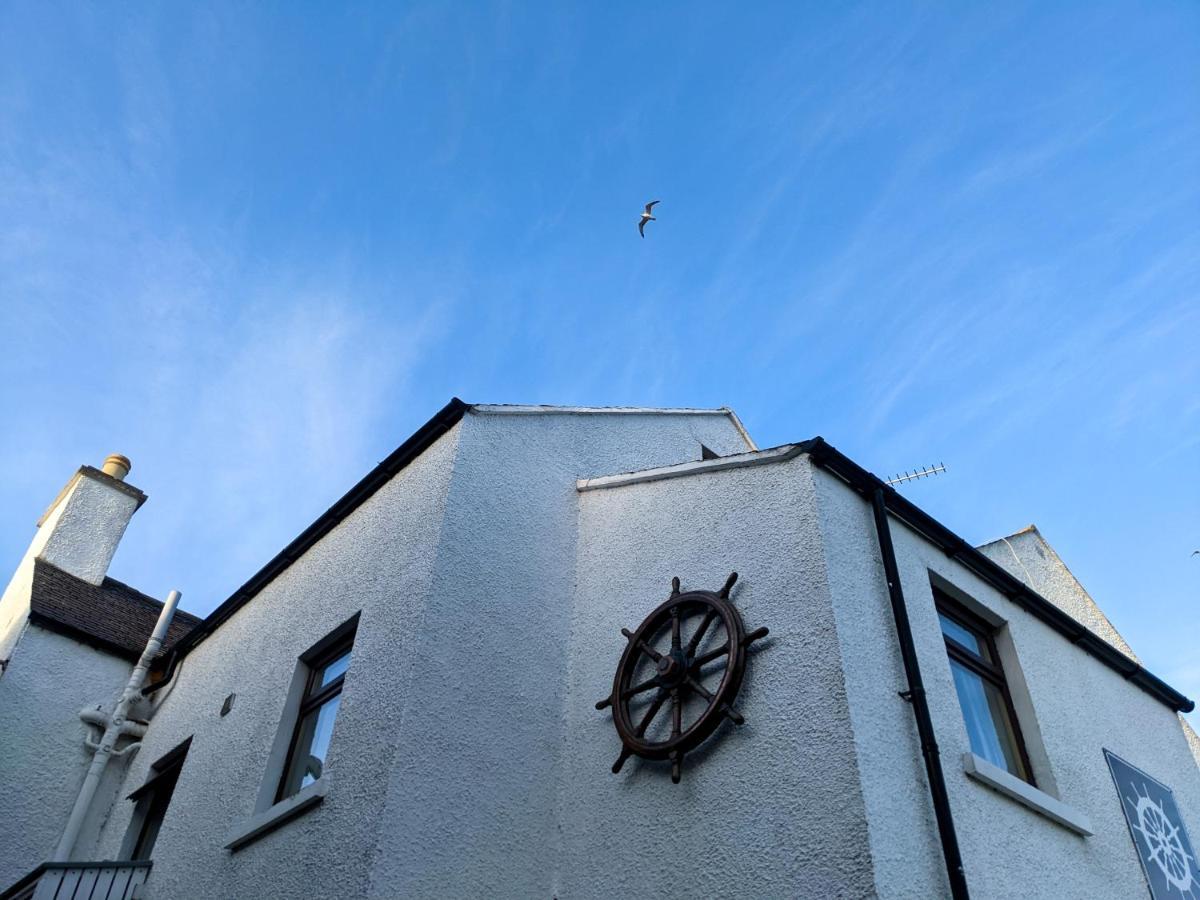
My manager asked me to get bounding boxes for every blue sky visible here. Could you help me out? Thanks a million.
[1,4,1197,716]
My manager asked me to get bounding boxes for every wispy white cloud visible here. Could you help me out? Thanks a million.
[0,20,454,613]
[123,284,450,607]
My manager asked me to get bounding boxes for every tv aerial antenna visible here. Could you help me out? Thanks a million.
[884,462,946,487]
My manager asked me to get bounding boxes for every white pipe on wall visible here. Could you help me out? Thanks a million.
[52,589,182,862]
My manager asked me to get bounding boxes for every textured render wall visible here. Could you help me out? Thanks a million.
[86,409,749,900]
[368,410,751,898]
[0,625,133,889]
[88,425,464,900]
[1183,717,1200,770]
[37,475,139,587]
[812,466,946,899]
[814,468,1200,900]
[0,485,71,662]
[561,455,875,898]
[977,526,1137,660]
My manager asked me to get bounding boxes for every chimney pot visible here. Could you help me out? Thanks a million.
[101,454,132,481]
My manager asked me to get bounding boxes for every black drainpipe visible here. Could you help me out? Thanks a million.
[871,487,970,900]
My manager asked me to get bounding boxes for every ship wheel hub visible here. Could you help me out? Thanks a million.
[656,651,686,686]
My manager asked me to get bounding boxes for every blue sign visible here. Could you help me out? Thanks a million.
[1105,749,1198,899]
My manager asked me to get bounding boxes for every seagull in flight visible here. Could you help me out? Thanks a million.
[639,200,660,238]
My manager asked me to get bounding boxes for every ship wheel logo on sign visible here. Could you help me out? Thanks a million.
[595,573,768,783]
[1128,786,1197,896]
[1106,749,1199,900]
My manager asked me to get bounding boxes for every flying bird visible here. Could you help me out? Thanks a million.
[638,200,660,238]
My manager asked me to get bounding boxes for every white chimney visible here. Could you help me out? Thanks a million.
[0,456,146,664]
[34,457,145,586]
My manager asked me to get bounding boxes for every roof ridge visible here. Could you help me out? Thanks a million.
[469,403,734,415]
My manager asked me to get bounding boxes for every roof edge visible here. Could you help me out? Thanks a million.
[721,407,758,451]
[577,443,803,492]
[152,403,1191,715]
[470,403,734,416]
[803,437,1194,715]
[156,398,470,671]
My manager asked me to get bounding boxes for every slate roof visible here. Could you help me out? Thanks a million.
[29,558,202,661]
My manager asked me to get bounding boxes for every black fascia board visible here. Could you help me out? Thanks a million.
[147,397,470,688]
[800,436,1194,715]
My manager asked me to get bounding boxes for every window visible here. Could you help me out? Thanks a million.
[276,628,355,802]
[935,589,1034,785]
[123,738,191,860]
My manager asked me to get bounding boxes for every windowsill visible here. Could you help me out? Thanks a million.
[962,753,1092,836]
[223,777,328,852]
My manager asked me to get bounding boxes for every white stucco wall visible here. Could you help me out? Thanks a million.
[63,413,1197,900]
[562,454,875,898]
[1183,717,1200,770]
[814,466,1200,900]
[85,408,751,900]
[367,409,752,898]
[0,625,135,889]
[0,483,71,663]
[813,464,947,899]
[88,423,464,899]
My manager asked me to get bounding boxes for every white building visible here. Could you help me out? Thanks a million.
[1,400,1197,899]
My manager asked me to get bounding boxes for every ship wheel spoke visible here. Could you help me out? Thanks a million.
[671,606,682,653]
[685,610,717,658]
[685,676,744,725]
[634,691,668,738]
[671,688,682,739]
[612,747,632,774]
[623,628,664,663]
[685,675,715,702]
[638,639,664,663]
[691,641,730,670]
[621,677,659,700]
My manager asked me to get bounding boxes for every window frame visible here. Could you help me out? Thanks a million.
[274,630,354,804]
[934,589,1036,786]
[122,737,192,861]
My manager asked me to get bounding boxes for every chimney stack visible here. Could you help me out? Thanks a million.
[30,454,146,586]
[1,455,148,661]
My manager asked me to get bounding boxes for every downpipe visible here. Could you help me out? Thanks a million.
[870,489,970,900]
[52,589,182,862]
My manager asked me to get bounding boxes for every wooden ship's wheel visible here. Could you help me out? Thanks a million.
[595,573,768,783]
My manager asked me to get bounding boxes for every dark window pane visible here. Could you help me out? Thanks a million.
[279,694,342,799]
[130,762,183,860]
[317,650,351,688]
[938,612,988,661]
[949,659,1027,781]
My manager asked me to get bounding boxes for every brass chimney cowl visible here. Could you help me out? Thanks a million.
[101,454,132,482]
